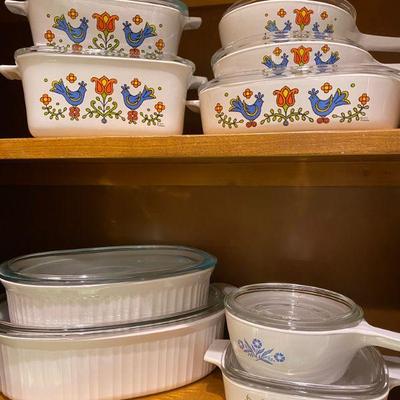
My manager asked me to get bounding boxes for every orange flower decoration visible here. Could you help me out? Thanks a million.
[131,78,141,88]
[133,15,143,25]
[321,44,330,54]
[44,30,55,43]
[359,93,370,106]
[156,39,165,51]
[277,8,287,18]
[294,7,314,30]
[273,47,282,56]
[128,110,138,122]
[215,103,223,113]
[69,106,80,119]
[91,76,118,97]
[273,86,299,112]
[40,94,52,106]
[155,102,166,113]
[243,88,253,99]
[72,44,82,53]
[92,12,119,34]
[130,48,141,57]
[66,73,77,83]
[321,82,333,93]
[291,46,312,66]
[320,11,329,20]
[68,8,78,19]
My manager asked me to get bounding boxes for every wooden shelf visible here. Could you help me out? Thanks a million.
[1,130,400,161]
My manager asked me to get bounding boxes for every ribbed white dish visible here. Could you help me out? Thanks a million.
[0,299,225,400]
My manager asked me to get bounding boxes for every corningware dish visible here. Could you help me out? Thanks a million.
[0,46,205,137]
[205,340,400,400]
[219,0,400,52]
[224,283,400,384]
[5,0,201,56]
[212,33,400,78]
[0,285,226,400]
[187,64,400,134]
[0,245,216,328]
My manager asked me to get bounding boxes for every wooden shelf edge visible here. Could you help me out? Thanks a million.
[1,130,400,161]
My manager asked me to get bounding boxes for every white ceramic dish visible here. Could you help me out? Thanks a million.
[219,0,400,52]
[0,245,216,328]
[205,340,400,400]
[0,47,205,137]
[5,0,200,56]
[0,286,226,400]
[212,34,400,78]
[224,283,400,384]
[188,64,400,134]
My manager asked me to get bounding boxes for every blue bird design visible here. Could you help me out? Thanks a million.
[314,51,340,66]
[50,79,87,106]
[262,53,289,69]
[53,15,89,44]
[312,22,334,38]
[265,20,292,34]
[123,22,157,49]
[308,88,350,123]
[229,93,264,124]
[121,84,155,110]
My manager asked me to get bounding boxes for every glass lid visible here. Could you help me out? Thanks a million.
[222,345,388,399]
[212,32,363,66]
[0,246,216,286]
[225,283,364,331]
[116,0,188,15]
[224,0,356,20]
[15,46,195,69]
[0,285,224,338]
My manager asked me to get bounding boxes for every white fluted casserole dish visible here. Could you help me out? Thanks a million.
[205,340,400,400]
[219,0,400,52]
[225,283,400,384]
[0,245,216,328]
[0,286,226,400]
[0,46,206,137]
[5,0,201,55]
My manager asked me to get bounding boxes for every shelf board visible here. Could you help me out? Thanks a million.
[1,130,400,161]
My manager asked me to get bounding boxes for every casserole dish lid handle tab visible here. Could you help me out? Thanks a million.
[384,356,400,390]
[357,33,400,52]
[186,100,200,113]
[4,0,28,16]
[204,340,230,369]
[186,76,207,113]
[183,16,202,30]
[0,65,21,80]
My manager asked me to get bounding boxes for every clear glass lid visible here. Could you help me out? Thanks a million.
[224,0,356,20]
[225,283,364,331]
[117,0,188,15]
[222,345,388,399]
[0,285,224,338]
[0,246,216,286]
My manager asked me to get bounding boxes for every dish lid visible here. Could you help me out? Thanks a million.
[225,283,364,331]
[223,0,356,20]
[212,32,364,66]
[15,46,195,70]
[114,0,188,15]
[222,344,388,399]
[0,284,224,338]
[0,245,216,286]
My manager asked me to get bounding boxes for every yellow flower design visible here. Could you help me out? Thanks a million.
[155,102,166,113]
[66,73,77,83]
[215,103,223,113]
[133,15,143,25]
[321,44,330,54]
[156,39,165,51]
[243,89,253,99]
[321,82,333,93]
[320,11,329,20]
[273,47,282,56]
[68,8,78,20]
[131,78,141,88]
[44,30,55,43]
[277,8,287,18]
[40,94,52,106]
[359,93,370,105]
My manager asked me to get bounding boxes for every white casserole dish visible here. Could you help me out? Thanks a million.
[188,64,400,134]
[5,0,201,56]
[212,34,400,78]
[0,286,226,400]
[219,0,400,52]
[0,245,216,328]
[0,46,205,137]
[205,340,400,400]
[225,283,400,384]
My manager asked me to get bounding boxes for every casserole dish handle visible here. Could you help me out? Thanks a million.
[186,100,200,113]
[189,76,207,90]
[5,0,28,16]
[204,340,230,369]
[354,321,400,352]
[384,356,400,390]
[0,65,21,80]
[358,33,400,52]
[183,17,202,30]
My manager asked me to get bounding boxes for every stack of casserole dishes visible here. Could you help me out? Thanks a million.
[1,0,205,137]
[205,283,400,400]
[0,245,227,400]
[188,0,400,134]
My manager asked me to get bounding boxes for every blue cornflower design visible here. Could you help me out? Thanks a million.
[274,352,285,362]
[252,339,263,349]
[238,339,244,350]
